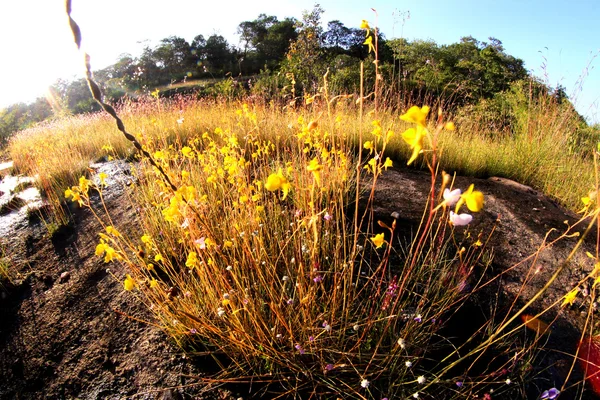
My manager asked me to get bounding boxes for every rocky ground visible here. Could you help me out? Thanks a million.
[0,160,598,399]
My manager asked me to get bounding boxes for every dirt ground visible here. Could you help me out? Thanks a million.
[0,161,598,399]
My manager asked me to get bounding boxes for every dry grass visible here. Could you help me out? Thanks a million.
[6,79,599,398]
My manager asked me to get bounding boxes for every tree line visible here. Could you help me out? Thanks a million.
[0,5,590,144]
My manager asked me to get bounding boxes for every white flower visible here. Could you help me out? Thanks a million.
[505,378,511,385]
[405,361,413,368]
[449,211,473,226]
[443,188,462,206]
[397,338,406,349]
[417,375,426,384]
[360,379,370,388]
[413,393,419,398]
[353,324,360,331]
[217,307,226,317]
[282,275,290,282]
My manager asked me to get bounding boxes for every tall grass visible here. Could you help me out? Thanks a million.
[63,97,521,398]
[6,66,599,400]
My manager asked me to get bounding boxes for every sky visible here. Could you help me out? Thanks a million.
[1,0,598,123]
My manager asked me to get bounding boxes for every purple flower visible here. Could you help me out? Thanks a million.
[294,344,305,354]
[413,314,422,323]
[456,381,463,388]
[309,336,315,342]
[324,212,333,221]
[386,282,398,296]
[325,364,334,371]
[313,275,323,283]
[190,328,197,334]
[541,388,560,399]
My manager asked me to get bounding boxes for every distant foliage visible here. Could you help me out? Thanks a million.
[3,5,595,143]
[0,99,52,145]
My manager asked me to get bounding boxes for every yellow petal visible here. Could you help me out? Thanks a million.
[123,274,136,291]
[371,233,385,248]
[400,106,430,127]
[444,122,455,131]
[465,191,484,212]
[407,142,422,165]
[562,288,579,307]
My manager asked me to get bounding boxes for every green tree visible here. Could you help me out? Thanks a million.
[282,4,326,93]
[237,14,297,74]
[200,34,237,76]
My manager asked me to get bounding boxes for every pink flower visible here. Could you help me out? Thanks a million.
[443,188,462,206]
[194,237,206,249]
[449,211,473,226]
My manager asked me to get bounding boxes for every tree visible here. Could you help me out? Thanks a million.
[323,20,352,52]
[200,34,237,76]
[237,15,297,74]
[282,4,326,93]
[152,36,195,81]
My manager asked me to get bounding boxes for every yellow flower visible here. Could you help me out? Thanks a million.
[95,242,108,256]
[455,184,484,213]
[364,157,377,174]
[363,35,375,53]
[401,126,425,165]
[154,254,164,262]
[106,225,121,237]
[141,234,152,244]
[181,146,193,157]
[371,233,385,248]
[149,278,158,288]
[78,176,91,194]
[98,172,108,186]
[65,188,83,206]
[360,19,370,30]
[363,141,374,151]
[444,122,456,131]
[265,170,291,200]
[307,158,323,186]
[123,274,136,291]
[185,251,198,268]
[371,120,382,139]
[400,106,430,128]
[562,287,579,307]
[580,191,597,213]
[104,246,117,263]
[383,157,393,170]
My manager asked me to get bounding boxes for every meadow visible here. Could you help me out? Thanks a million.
[2,6,600,398]
[3,78,599,398]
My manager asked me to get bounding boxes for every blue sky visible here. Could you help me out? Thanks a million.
[1,0,598,123]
